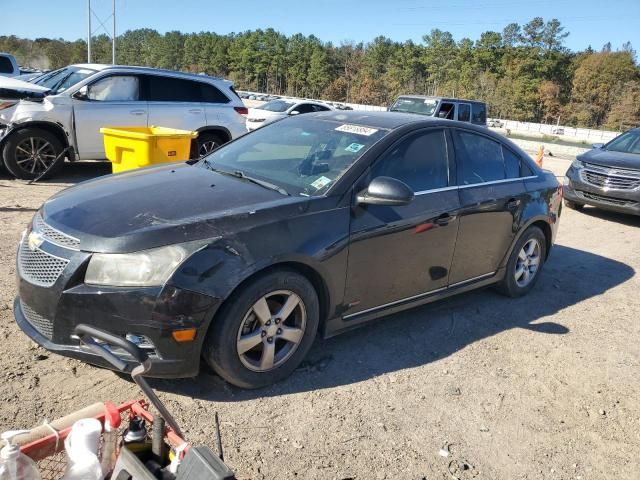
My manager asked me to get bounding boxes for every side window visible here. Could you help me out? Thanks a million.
[200,83,230,104]
[370,130,449,192]
[472,104,487,124]
[146,75,206,102]
[454,130,504,185]
[293,104,315,114]
[458,103,471,122]
[437,102,456,120]
[312,104,330,112]
[0,56,13,73]
[88,76,139,101]
[503,146,521,179]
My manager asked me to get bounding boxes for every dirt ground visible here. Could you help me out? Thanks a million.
[0,157,638,480]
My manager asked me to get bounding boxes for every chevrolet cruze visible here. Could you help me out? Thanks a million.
[14,111,562,388]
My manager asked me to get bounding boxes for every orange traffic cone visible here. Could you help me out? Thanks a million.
[535,145,544,167]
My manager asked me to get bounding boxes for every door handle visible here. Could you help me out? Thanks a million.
[129,109,146,115]
[188,109,203,114]
[506,198,521,210]
[434,213,457,226]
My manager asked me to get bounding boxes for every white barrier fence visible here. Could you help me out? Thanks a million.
[496,120,619,143]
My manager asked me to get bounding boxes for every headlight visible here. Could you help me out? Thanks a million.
[85,241,207,287]
[570,159,584,169]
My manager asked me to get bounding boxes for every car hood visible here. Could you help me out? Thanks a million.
[41,163,305,253]
[0,76,49,101]
[577,148,640,170]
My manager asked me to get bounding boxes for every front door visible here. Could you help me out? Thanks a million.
[343,128,460,318]
[448,128,529,284]
[73,74,147,160]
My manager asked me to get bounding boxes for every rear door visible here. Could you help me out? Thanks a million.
[448,129,531,284]
[73,74,146,159]
[143,74,206,131]
[343,128,461,318]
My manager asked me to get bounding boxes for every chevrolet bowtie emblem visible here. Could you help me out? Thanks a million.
[27,231,44,251]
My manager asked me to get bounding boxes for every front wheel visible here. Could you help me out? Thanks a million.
[496,226,547,298]
[203,270,319,389]
[2,128,65,180]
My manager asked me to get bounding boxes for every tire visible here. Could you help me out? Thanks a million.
[194,132,225,158]
[496,226,547,298]
[203,269,319,389]
[564,199,584,210]
[2,128,65,180]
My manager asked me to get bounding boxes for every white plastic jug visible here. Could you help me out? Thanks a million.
[61,418,103,480]
[0,430,42,480]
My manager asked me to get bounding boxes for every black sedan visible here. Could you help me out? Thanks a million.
[14,112,562,388]
[564,127,640,216]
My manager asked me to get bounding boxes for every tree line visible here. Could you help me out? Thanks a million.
[2,17,639,130]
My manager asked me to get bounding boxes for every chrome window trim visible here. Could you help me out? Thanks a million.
[343,271,497,320]
[414,176,538,196]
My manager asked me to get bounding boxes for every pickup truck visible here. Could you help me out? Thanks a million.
[0,53,20,78]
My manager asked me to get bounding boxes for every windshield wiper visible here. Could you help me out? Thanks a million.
[201,160,289,196]
[230,170,290,196]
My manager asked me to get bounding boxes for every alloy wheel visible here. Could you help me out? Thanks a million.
[14,137,57,176]
[236,290,307,372]
[198,140,218,157]
[514,238,541,287]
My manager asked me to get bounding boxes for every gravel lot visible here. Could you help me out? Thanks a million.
[0,157,638,479]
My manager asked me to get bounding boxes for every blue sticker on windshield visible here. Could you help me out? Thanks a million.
[345,143,365,153]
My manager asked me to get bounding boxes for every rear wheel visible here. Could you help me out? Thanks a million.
[564,199,584,211]
[2,128,65,180]
[203,270,319,389]
[195,132,225,158]
[496,226,547,298]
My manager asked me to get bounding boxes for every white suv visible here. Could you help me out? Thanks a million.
[0,64,248,179]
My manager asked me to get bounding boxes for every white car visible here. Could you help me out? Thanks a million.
[0,64,248,179]
[246,99,333,131]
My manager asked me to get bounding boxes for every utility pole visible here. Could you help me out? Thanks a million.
[87,0,92,62]
[87,0,117,64]
[112,0,116,64]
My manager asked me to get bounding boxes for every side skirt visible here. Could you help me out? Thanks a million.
[322,267,506,338]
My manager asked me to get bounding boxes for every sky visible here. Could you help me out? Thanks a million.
[1,0,639,52]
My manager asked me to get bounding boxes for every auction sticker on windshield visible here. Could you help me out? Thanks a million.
[310,176,332,190]
[335,124,379,136]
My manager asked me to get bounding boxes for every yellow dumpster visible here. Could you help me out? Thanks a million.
[100,126,198,173]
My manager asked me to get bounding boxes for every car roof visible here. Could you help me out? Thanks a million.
[396,94,485,104]
[69,64,230,83]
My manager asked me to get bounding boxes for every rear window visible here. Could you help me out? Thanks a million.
[145,75,229,103]
[0,56,14,74]
[472,104,487,124]
[390,97,438,116]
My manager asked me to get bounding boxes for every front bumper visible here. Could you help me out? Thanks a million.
[564,167,640,216]
[14,226,221,378]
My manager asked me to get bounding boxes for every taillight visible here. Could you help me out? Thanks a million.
[234,106,248,116]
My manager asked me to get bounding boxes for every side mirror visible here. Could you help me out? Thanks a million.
[73,85,89,101]
[592,143,604,149]
[289,110,300,116]
[356,176,414,207]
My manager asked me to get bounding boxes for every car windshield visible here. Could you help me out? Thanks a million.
[197,116,388,196]
[390,97,438,116]
[605,131,640,155]
[258,100,295,112]
[32,66,97,94]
